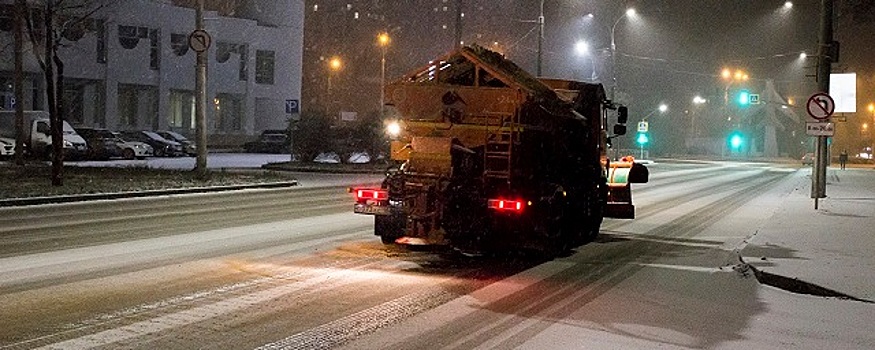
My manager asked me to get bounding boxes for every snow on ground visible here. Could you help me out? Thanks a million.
[69,153,293,170]
[741,166,875,301]
[337,164,875,350]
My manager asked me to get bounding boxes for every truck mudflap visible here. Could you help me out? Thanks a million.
[605,157,649,219]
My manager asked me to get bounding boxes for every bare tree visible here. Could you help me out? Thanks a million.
[13,0,26,166]
[21,0,112,185]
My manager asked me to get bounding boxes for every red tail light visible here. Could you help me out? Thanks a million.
[355,189,388,201]
[488,199,525,212]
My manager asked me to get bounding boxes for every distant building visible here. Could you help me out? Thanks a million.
[0,0,304,146]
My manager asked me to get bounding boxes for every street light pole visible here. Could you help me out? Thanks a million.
[610,8,635,101]
[378,33,390,117]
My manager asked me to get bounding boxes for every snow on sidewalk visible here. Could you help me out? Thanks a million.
[742,166,875,301]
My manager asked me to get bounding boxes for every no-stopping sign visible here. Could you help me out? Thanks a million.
[806,93,835,120]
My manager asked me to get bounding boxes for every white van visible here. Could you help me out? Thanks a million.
[0,110,88,160]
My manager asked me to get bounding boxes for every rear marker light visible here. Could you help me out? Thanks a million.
[355,189,388,200]
[488,199,524,212]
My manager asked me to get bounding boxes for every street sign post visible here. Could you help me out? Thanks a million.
[806,122,835,136]
[807,92,835,120]
[637,121,648,132]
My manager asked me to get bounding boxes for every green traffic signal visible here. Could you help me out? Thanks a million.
[738,90,750,106]
[728,131,744,151]
[636,132,649,145]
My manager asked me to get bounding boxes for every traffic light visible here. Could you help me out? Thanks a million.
[636,132,649,145]
[728,131,744,151]
[738,90,750,106]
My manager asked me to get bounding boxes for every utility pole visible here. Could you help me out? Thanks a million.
[194,0,208,177]
[454,0,462,49]
[536,0,544,76]
[811,0,833,203]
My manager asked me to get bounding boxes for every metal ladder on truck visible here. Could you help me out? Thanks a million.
[483,110,519,186]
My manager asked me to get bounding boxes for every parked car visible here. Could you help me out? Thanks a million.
[119,130,185,157]
[242,133,290,153]
[157,130,196,156]
[0,136,14,159]
[112,132,154,159]
[75,127,126,160]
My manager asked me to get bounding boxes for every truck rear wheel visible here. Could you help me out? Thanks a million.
[375,214,404,245]
[579,180,606,243]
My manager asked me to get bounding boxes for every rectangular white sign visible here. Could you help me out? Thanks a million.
[637,121,648,132]
[829,73,856,113]
[806,122,835,136]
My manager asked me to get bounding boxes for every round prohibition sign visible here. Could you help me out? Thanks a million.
[188,29,212,53]
[806,93,835,121]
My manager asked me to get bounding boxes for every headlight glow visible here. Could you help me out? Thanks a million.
[386,121,401,137]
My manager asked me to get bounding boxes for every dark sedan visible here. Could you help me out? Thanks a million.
[119,130,185,157]
[75,127,125,160]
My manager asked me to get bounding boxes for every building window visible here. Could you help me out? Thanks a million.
[169,90,195,129]
[255,50,275,85]
[118,85,138,128]
[214,93,243,132]
[118,84,158,129]
[118,25,145,49]
[217,43,248,81]
[118,25,158,69]
[239,45,248,81]
[171,33,188,56]
[63,86,85,125]
[149,29,160,70]
[95,20,106,63]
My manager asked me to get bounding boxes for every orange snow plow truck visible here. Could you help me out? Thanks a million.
[352,44,648,255]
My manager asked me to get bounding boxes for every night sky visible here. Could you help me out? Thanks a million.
[303,0,874,155]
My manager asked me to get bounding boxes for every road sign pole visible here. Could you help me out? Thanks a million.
[812,0,834,203]
[194,0,208,177]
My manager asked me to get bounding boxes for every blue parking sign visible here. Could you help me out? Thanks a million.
[285,99,300,114]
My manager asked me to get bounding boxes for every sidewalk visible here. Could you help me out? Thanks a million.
[741,165,875,301]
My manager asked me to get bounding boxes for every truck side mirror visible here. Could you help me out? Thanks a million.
[617,106,628,124]
[613,124,627,136]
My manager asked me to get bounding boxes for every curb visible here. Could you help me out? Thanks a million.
[0,181,298,208]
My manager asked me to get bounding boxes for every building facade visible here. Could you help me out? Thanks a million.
[0,0,304,146]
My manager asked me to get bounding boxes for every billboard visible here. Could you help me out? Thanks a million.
[829,73,856,113]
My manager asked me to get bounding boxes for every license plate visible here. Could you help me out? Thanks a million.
[354,203,390,215]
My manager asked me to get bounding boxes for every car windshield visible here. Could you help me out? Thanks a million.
[143,131,170,142]
[93,129,115,138]
[162,131,188,142]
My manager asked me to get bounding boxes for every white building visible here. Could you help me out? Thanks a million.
[0,0,304,146]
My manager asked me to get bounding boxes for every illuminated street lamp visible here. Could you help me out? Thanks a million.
[327,56,342,93]
[377,32,390,117]
[642,103,668,121]
[610,7,636,100]
[574,40,597,82]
